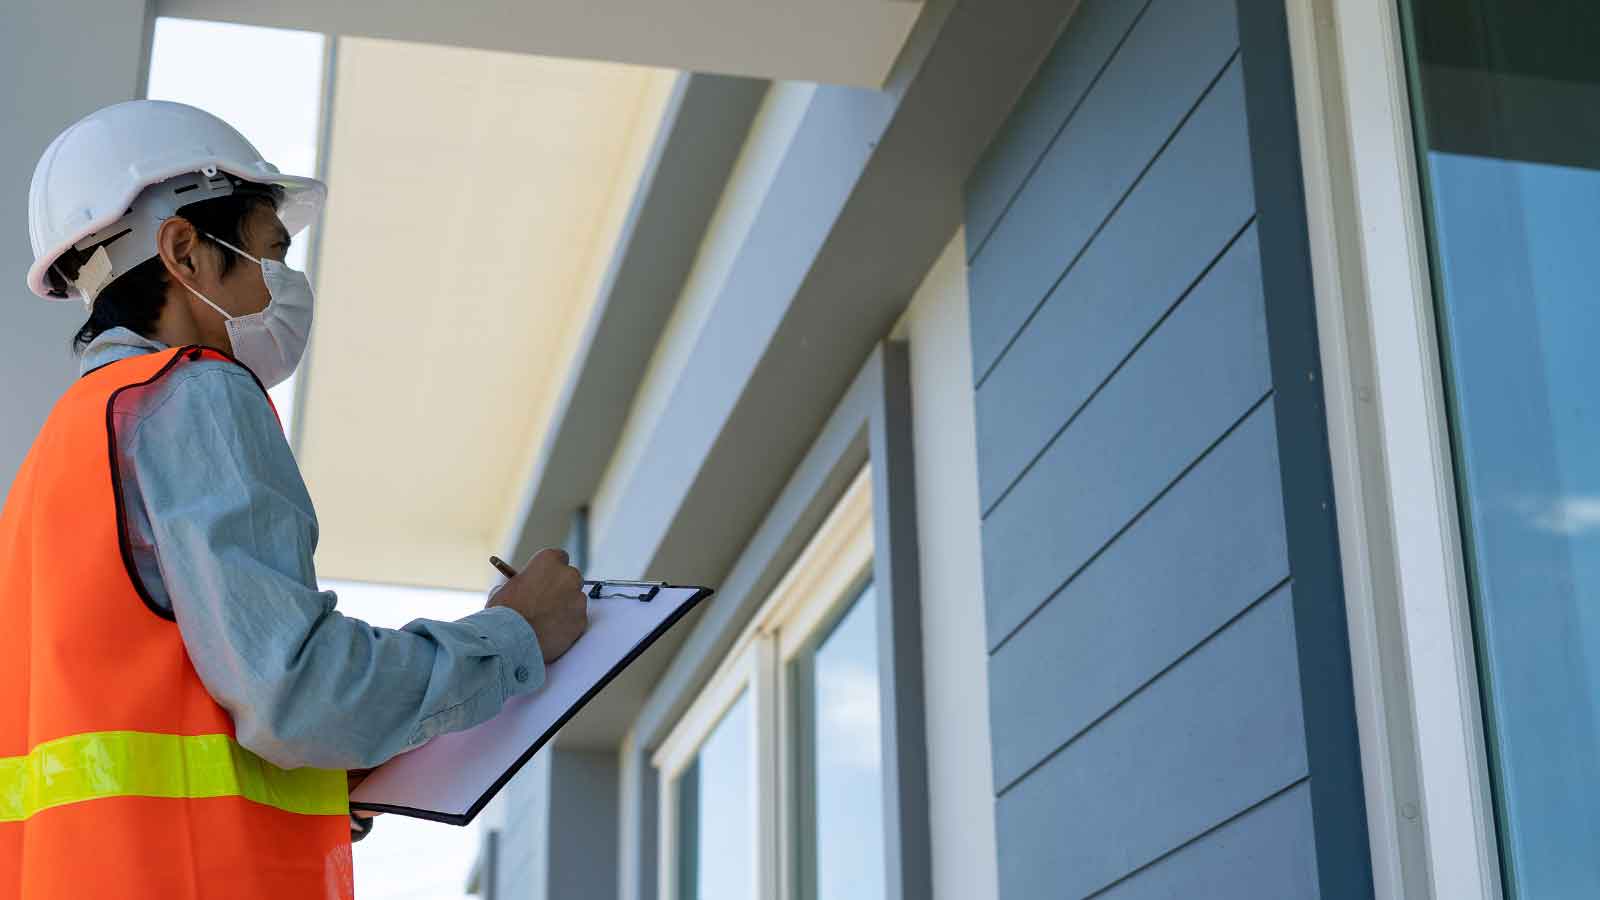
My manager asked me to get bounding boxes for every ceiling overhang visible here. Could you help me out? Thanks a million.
[156,0,925,87]
[295,37,678,590]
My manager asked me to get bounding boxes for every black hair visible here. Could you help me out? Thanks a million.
[62,179,279,354]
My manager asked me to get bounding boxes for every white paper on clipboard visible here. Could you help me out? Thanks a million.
[349,582,713,825]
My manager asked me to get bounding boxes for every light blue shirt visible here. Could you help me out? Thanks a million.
[83,326,544,771]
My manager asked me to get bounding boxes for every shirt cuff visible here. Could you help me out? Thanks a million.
[460,606,545,700]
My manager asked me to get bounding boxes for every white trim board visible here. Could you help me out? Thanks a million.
[654,467,876,900]
[1285,0,1503,897]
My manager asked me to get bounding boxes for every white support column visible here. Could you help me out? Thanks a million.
[0,0,153,503]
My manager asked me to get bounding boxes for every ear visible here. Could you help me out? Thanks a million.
[155,217,208,285]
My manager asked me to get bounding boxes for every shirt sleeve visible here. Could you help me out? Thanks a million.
[125,361,545,770]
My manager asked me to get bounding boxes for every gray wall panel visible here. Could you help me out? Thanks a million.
[1094,783,1320,900]
[986,400,1288,789]
[548,750,621,900]
[973,64,1256,510]
[964,0,1149,258]
[979,228,1270,648]
[965,0,1241,377]
[0,0,151,506]
[868,343,934,900]
[994,590,1307,899]
[964,0,1371,894]
[496,752,551,900]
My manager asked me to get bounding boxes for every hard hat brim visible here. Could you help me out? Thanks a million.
[26,165,327,302]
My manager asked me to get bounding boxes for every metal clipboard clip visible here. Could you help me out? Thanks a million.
[585,580,665,602]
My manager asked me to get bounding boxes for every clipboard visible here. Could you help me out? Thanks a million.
[349,580,713,825]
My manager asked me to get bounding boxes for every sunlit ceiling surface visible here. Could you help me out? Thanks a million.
[297,36,676,589]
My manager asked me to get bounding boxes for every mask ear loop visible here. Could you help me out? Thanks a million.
[180,233,257,321]
[180,280,235,322]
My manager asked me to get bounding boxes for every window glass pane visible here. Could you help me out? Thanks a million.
[792,584,885,900]
[677,691,752,900]
[1397,1,1600,895]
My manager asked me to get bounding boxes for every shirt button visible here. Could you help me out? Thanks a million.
[514,665,531,683]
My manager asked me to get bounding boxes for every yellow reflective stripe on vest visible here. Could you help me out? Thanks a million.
[0,731,347,822]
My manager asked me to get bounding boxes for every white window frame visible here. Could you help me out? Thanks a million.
[653,466,875,900]
[1285,1,1505,898]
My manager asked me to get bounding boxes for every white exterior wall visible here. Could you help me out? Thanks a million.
[896,228,1001,900]
[0,0,152,504]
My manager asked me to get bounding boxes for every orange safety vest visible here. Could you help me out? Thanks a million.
[0,346,353,899]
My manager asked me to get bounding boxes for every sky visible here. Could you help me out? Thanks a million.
[1424,148,1600,895]
[147,18,485,898]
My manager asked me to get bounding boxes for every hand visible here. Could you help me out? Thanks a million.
[486,548,589,663]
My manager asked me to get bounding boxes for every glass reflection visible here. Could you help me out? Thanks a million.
[792,584,886,900]
[1399,0,1600,894]
[677,692,752,900]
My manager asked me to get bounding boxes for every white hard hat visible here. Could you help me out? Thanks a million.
[26,99,327,304]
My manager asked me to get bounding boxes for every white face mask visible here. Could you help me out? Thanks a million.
[180,233,314,389]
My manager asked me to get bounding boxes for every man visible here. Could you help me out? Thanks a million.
[0,99,587,898]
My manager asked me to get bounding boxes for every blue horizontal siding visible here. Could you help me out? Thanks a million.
[986,399,1288,789]
[974,61,1256,511]
[963,0,1371,894]
[1093,783,1320,899]
[966,0,1241,379]
[993,589,1308,900]
[964,0,1150,259]
[979,228,1271,649]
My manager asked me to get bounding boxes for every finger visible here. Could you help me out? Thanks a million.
[534,547,570,567]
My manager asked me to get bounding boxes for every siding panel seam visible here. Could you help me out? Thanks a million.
[965,0,1158,262]
[973,47,1243,388]
[995,574,1291,797]
[979,215,1258,519]
[988,389,1274,654]
[1079,776,1313,900]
